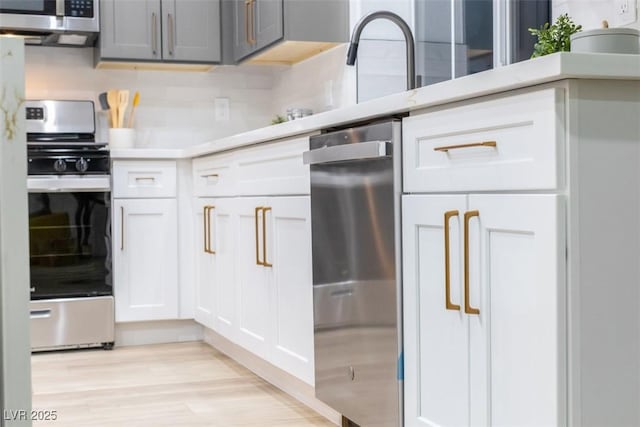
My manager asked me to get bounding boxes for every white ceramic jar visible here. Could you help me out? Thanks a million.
[571,28,640,54]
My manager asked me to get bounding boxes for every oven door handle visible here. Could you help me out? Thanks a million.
[30,309,52,319]
[302,140,391,165]
[27,176,111,193]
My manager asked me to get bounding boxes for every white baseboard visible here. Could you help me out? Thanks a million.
[115,319,204,347]
[203,328,342,426]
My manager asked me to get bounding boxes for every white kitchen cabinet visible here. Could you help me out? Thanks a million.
[403,194,564,426]
[194,197,237,337]
[403,79,640,426]
[192,136,314,385]
[402,86,566,426]
[193,196,316,384]
[113,198,178,322]
[235,196,271,356]
[192,135,312,198]
[234,196,315,384]
[402,88,563,193]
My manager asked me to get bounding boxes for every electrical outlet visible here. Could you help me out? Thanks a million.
[214,97,230,122]
[614,0,637,26]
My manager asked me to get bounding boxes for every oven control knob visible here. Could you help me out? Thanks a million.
[53,159,67,172]
[75,157,89,173]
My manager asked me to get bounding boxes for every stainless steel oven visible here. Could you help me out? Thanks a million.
[0,0,98,46]
[27,100,114,351]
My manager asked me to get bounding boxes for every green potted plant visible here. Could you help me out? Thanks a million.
[529,14,582,58]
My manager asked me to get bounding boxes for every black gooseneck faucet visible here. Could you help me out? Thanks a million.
[346,10,416,90]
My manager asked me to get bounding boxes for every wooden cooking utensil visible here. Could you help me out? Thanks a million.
[117,90,130,128]
[127,91,140,128]
[107,90,118,128]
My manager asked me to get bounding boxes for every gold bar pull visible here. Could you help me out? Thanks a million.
[203,206,209,253]
[464,210,480,315]
[434,141,497,153]
[262,207,273,267]
[120,206,124,251]
[444,210,460,311]
[255,206,264,266]
[245,0,251,44]
[249,0,256,44]
[206,206,216,255]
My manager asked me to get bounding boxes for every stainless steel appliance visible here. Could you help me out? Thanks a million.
[303,120,402,427]
[27,100,114,352]
[0,0,98,46]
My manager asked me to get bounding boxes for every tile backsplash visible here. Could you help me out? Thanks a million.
[24,45,358,149]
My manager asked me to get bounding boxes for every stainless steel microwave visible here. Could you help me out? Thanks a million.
[0,0,98,46]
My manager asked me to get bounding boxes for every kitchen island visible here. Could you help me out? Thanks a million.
[111,51,640,427]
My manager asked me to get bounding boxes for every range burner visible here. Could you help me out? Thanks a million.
[25,100,110,176]
[28,146,110,175]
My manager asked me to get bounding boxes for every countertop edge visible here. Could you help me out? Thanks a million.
[111,52,640,161]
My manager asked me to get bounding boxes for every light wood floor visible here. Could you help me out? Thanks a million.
[31,341,335,427]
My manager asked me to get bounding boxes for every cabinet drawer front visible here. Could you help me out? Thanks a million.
[236,137,310,196]
[403,88,564,192]
[192,152,235,197]
[113,160,177,198]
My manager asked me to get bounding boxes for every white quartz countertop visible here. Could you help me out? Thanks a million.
[110,52,640,161]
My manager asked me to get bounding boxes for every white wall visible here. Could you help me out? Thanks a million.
[25,47,275,148]
[553,0,640,29]
[270,44,356,116]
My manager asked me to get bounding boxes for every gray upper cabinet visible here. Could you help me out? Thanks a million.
[227,0,348,64]
[233,0,283,62]
[161,0,221,62]
[100,0,162,61]
[254,0,283,52]
[99,0,221,64]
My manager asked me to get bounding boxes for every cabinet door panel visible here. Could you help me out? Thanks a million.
[100,0,161,60]
[212,198,237,340]
[254,0,283,51]
[402,195,468,427]
[162,0,221,62]
[468,194,565,427]
[114,199,178,321]
[269,197,314,384]
[235,197,271,357]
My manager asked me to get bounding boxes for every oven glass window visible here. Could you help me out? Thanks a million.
[28,191,111,299]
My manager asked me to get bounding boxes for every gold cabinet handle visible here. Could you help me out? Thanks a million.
[168,13,175,56]
[120,206,124,251]
[464,210,480,315]
[151,12,158,55]
[245,0,251,44]
[205,206,216,255]
[255,206,264,265]
[444,210,460,311]
[434,141,497,153]
[203,206,209,253]
[249,0,256,44]
[262,207,272,267]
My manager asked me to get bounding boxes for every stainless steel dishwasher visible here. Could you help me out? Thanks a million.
[303,120,402,427]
